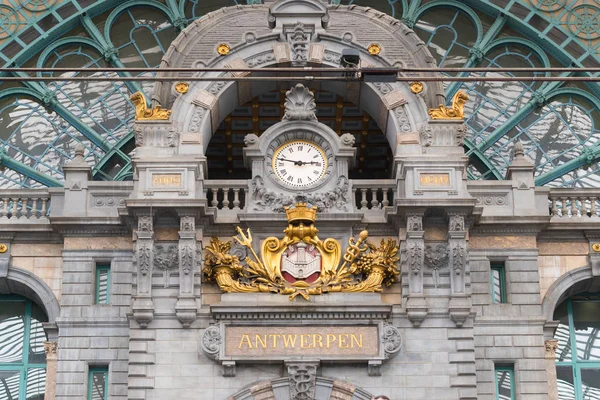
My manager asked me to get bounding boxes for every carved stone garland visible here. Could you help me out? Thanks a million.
[403,214,427,327]
[133,215,155,328]
[176,215,198,328]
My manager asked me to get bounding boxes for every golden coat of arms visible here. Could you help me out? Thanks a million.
[203,204,400,300]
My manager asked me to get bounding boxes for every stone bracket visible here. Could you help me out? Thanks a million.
[286,360,318,400]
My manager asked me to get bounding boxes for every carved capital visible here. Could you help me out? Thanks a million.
[545,339,559,359]
[44,341,58,357]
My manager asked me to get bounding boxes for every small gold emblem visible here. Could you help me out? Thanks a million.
[175,82,189,94]
[368,43,382,56]
[0,244,8,253]
[217,43,231,56]
[410,82,424,94]
[592,243,600,252]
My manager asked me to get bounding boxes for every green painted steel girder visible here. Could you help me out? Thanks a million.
[0,151,63,187]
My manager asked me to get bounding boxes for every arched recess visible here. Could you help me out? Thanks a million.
[541,265,599,324]
[156,3,445,160]
[0,266,60,325]
[227,376,373,400]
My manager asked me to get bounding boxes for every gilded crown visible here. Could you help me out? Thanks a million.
[285,203,317,224]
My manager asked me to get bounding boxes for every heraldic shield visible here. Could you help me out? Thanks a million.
[203,203,400,300]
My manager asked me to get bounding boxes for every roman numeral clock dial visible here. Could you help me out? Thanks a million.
[272,140,328,188]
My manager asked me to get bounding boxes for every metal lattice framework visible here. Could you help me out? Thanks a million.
[0,0,600,187]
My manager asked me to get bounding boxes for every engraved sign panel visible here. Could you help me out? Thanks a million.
[225,325,379,358]
[419,173,450,187]
[152,174,182,187]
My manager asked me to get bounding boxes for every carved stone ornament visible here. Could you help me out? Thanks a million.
[451,242,467,273]
[44,341,58,356]
[203,203,400,300]
[180,244,195,275]
[288,22,310,66]
[282,83,317,121]
[381,323,402,359]
[244,133,259,147]
[425,244,449,288]
[340,132,356,147]
[154,244,179,271]
[130,91,171,121]
[134,124,144,147]
[428,91,469,120]
[252,175,349,212]
[138,216,153,232]
[407,215,423,232]
[180,216,195,232]
[167,126,179,147]
[449,215,465,231]
[545,339,559,359]
[201,325,222,360]
[138,244,152,276]
[456,123,467,146]
[287,362,317,400]
[402,241,424,273]
[420,125,432,147]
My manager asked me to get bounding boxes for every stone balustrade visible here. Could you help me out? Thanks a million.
[0,191,50,220]
[352,180,396,210]
[205,181,248,210]
[548,189,600,218]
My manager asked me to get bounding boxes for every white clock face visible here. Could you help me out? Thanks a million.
[272,140,328,188]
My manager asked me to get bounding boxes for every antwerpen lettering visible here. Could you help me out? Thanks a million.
[238,333,363,349]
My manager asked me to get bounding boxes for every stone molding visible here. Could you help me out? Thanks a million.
[3,266,60,324]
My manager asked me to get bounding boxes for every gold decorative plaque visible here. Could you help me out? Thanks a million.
[203,203,400,300]
[225,326,379,358]
[152,174,182,187]
[420,173,450,186]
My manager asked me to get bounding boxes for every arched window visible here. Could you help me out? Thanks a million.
[553,294,600,400]
[0,296,47,400]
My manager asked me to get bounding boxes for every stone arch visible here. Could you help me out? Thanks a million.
[226,376,374,400]
[541,265,600,323]
[0,266,60,324]
[154,1,445,158]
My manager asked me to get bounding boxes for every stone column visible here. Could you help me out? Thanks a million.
[403,213,427,327]
[176,215,198,327]
[132,215,154,327]
[448,214,471,327]
[43,341,58,400]
[545,339,559,400]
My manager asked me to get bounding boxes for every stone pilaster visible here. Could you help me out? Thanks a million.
[448,214,471,327]
[43,341,58,400]
[545,339,559,400]
[176,215,198,327]
[132,215,154,328]
[403,214,427,327]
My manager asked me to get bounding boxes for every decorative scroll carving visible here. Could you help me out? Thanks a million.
[244,133,259,147]
[340,132,356,147]
[130,92,171,121]
[203,203,399,300]
[287,362,317,400]
[424,244,449,288]
[288,23,310,66]
[252,175,349,212]
[381,323,402,359]
[282,84,317,121]
[201,325,222,360]
[428,91,469,120]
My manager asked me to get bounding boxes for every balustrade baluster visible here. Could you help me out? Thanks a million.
[211,189,218,207]
[40,198,48,218]
[1,198,7,219]
[222,188,230,209]
[561,197,568,217]
[19,198,28,219]
[360,189,368,209]
[370,189,379,208]
[591,197,598,217]
[233,189,241,210]
[11,198,18,219]
[550,197,558,216]
[30,198,38,219]
[571,197,579,217]
[382,189,390,207]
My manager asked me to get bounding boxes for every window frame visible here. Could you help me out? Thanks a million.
[88,366,109,400]
[94,262,111,305]
[554,296,600,399]
[494,365,515,400]
[490,262,507,304]
[0,295,47,400]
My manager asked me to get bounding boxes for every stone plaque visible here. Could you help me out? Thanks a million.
[225,325,378,358]
[419,173,450,187]
[152,174,182,187]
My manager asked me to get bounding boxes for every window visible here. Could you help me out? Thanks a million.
[495,366,515,400]
[88,367,108,400]
[0,296,47,400]
[491,263,507,303]
[95,263,111,305]
[554,295,600,400]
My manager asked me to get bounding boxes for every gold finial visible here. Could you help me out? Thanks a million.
[175,82,189,94]
[368,43,382,56]
[284,203,317,224]
[593,243,600,252]
[428,90,469,120]
[410,82,424,94]
[217,43,231,56]
[130,92,172,121]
